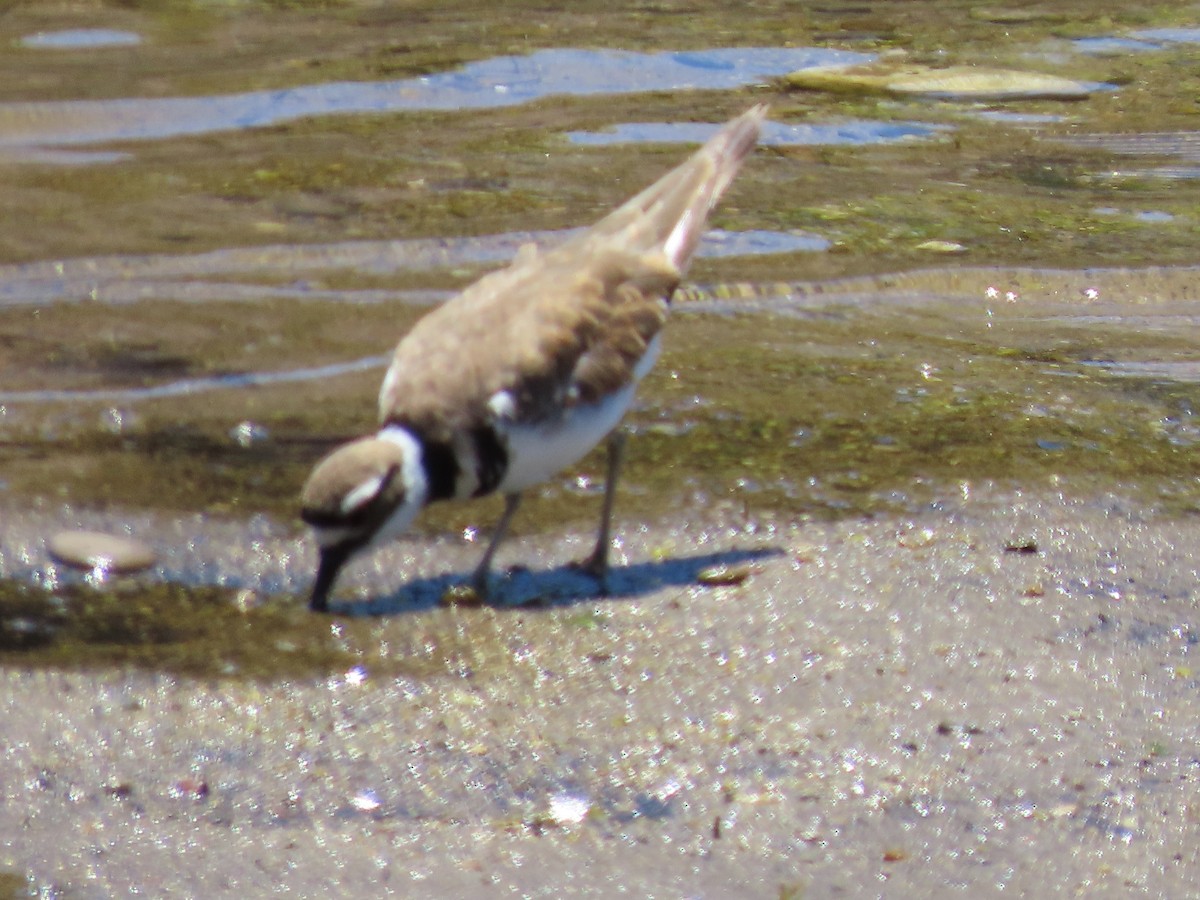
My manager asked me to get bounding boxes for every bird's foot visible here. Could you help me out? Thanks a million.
[570,550,610,595]
[440,578,488,607]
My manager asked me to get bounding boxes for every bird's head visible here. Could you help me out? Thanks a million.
[300,429,427,612]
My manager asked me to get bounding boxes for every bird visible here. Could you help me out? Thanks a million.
[300,104,766,612]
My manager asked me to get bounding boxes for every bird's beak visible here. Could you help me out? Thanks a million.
[310,543,354,613]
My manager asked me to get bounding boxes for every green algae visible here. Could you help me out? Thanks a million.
[5,289,1200,529]
[0,575,507,678]
[629,311,1200,519]
[0,872,28,900]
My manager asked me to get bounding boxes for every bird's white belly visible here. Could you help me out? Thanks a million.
[497,381,636,493]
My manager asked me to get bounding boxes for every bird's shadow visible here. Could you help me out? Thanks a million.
[334,545,784,617]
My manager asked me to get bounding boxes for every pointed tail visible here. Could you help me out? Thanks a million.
[583,104,767,272]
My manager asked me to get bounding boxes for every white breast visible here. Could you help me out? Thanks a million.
[496,381,634,492]
[496,334,661,493]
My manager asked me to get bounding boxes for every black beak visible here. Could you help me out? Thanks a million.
[310,543,354,613]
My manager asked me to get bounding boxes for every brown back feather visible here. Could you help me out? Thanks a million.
[377,106,765,439]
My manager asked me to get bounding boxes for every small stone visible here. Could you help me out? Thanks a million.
[792,544,821,563]
[440,583,484,606]
[105,782,134,800]
[897,526,936,549]
[170,778,209,801]
[232,588,262,612]
[1004,540,1039,554]
[697,563,752,587]
[916,240,967,254]
[230,420,270,447]
[47,530,156,575]
[969,7,1070,24]
[350,789,381,812]
[547,792,591,825]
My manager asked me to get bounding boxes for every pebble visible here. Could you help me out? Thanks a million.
[916,240,967,254]
[439,583,485,607]
[47,529,157,575]
[896,526,937,549]
[696,563,753,587]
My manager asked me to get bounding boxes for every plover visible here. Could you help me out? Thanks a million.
[301,105,766,612]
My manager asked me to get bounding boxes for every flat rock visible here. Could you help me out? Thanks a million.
[785,63,1094,100]
[47,530,156,575]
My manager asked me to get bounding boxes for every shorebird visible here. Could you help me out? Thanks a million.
[301,105,766,612]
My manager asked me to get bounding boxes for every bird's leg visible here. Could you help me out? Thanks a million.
[576,430,627,592]
[471,492,522,597]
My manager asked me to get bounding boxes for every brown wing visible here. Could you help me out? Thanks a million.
[376,105,765,441]
[377,242,675,441]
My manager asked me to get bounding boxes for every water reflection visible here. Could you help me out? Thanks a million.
[0,354,390,404]
[1082,360,1200,383]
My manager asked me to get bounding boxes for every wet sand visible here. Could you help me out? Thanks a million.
[3,487,1198,896]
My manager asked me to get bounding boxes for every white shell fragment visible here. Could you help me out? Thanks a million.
[547,792,592,826]
[697,563,753,586]
[47,530,157,575]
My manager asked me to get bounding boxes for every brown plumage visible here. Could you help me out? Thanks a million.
[377,104,766,440]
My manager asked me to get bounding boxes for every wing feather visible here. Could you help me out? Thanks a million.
[376,105,766,441]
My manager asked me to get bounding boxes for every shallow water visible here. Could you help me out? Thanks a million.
[566,117,945,147]
[19,29,142,50]
[3,1,1200,896]
[0,46,867,163]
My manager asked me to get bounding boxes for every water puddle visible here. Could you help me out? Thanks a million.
[1073,36,1164,56]
[1073,27,1200,56]
[1082,360,1200,384]
[1051,132,1200,181]
[973,111,1066,125]
[690,228,827,257]
[1059,133,1200,162]
[567,118,944,147]
[0,46,869,164]
[19,29,141,50]
[0,355,392,405]
[1039,27,1200,181]
[1129,28,1200,45]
